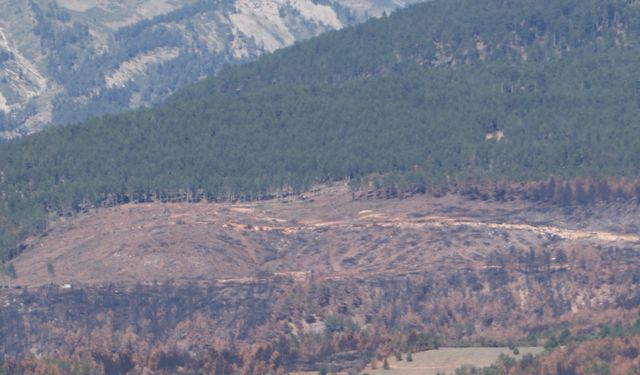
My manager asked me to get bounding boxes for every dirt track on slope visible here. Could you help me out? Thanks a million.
[223,212,640,242]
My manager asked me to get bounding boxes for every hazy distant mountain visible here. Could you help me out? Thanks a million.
[0,0,422,138]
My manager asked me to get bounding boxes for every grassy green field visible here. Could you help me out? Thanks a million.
[367,347,544,375]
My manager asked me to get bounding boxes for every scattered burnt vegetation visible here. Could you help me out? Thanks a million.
[2,240,640,374]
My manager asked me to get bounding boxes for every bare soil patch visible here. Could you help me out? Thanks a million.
[368,347,544,375]
[11,183,640,286]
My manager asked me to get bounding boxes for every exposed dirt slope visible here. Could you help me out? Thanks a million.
[3,184,640,370]
[12,183,640,286]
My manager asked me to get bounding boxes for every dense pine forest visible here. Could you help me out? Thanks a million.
[2,0,640,258]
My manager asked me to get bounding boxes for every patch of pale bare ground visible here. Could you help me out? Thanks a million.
[11,182,640,287]
[57,0,181,27]
[105,47,181,88]
[368,347,544,375]
[288,347,545,375]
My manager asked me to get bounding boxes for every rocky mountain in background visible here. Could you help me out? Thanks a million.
[0,0,421,138]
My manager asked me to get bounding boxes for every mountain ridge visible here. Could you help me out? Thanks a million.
[3,0,640,258]
[0,0,421,137]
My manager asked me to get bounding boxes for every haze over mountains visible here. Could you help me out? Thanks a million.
[0,0,420,138]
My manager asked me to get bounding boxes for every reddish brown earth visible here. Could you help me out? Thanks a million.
[11,183,640,286]
[3,184,640,373]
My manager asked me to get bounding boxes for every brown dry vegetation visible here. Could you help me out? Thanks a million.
[508,337,640,375]
[2,183,640,373]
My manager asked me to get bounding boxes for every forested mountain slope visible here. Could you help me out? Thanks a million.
[0,0,419,137]
[2,0,640,258]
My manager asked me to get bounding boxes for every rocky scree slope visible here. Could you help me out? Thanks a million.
[0,0,421,137]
